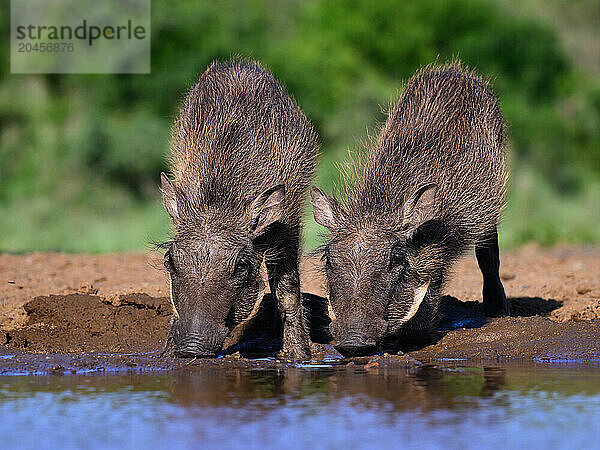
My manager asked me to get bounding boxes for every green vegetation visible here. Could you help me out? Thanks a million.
[1,0,599,252]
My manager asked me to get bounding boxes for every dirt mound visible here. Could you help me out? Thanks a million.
[3,294,172,353]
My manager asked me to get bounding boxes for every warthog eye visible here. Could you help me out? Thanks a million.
[389,244,407,270]
[164,250,175,273]
[233,253,252,279]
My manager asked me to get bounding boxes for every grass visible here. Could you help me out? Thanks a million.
[0,193,170,254]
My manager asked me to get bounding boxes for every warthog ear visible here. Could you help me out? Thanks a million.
[161,172,180,223]
[250,184,285,237]
[402,183,438,235]
[310,186,340,230]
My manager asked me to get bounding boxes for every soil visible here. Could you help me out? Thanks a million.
[1,245,599,373]
[3,293,171,353]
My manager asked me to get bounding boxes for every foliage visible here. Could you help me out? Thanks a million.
[1,0,598,252]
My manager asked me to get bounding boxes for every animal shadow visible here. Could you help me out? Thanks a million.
[404,295,564,352]
[226,293,562,356]
[437,295,563,332]
[223,292,332,357]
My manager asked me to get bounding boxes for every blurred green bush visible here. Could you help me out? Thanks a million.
[1,0,599,252]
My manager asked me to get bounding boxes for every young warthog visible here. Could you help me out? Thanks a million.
[161,61,317,359]
[311,64,509,357]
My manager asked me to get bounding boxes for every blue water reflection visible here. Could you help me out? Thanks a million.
[1,365,599,449]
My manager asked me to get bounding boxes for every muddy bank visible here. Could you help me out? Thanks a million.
[415,315,600,361]
[1,246,599,369]
[0,350,294,376]
[0,346,423,376]
[2,246,598,331]
[1,290,599,374]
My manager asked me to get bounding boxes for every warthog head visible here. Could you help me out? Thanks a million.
[311,184,442,357]
[161,173,285,358]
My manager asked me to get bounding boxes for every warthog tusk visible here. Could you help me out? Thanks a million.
[222,257,268,350]
[168,276,180,319]
[398,279,430,325]
[327,298,336,321]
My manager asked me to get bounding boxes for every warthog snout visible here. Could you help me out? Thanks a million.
[169,318,229,358]
[334,333,377,357]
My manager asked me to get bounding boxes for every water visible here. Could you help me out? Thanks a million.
[1,363,600,449]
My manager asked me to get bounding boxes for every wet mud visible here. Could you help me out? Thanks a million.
[2,293,172,353]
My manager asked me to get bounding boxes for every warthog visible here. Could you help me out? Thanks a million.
[161,60,317,359]
[311,63,509,356]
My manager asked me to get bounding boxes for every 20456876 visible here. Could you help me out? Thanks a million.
[17,42,74,52]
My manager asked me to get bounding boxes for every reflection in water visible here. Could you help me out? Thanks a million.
[1,365,600,448]
[482,367,507,395]
[163,365,510,411]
